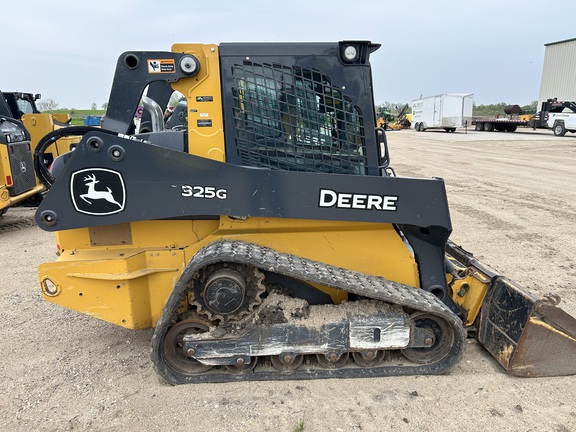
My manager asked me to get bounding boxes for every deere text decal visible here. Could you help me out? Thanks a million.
[318,188,398,211]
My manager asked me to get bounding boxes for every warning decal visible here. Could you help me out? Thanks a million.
[148,59,176,73]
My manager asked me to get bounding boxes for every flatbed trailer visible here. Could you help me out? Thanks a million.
[473,118,528,132]
[473,104,535,132]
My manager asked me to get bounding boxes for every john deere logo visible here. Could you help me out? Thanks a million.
[70,168,126,215]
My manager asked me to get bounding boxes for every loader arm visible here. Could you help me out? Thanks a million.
[35,130,458,313]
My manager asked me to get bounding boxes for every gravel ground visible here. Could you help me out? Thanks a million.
[1,128,575,432]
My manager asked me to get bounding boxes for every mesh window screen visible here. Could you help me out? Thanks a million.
[231,62,367,175]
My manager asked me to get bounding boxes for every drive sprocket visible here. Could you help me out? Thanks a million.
[189,263,265,323]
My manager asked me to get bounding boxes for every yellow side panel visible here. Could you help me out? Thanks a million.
[54,219,218,253]
[0,145,11,183]
[215,217,419,286]
[44,217,418,329]
[171,43,225,162]
[39,249,187,329]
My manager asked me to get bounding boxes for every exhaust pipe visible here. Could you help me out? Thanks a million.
[141,96,164,132]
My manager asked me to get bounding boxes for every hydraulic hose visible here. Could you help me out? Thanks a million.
[33,126,115,188]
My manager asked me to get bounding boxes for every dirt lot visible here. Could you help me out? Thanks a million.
[1,128,575,432]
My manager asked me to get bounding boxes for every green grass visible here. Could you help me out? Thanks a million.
[45,109,106,126]
[293,420,305,432]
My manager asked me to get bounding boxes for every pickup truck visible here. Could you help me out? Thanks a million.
[537,99,576,136]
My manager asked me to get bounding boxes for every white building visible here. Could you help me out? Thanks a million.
[538,38,576,108]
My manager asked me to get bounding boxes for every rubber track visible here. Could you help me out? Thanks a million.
[151,240,466,384]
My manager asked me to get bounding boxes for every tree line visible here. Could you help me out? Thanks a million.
[36,97,539,118]
[37,98,108,112]
[376,100,539,119]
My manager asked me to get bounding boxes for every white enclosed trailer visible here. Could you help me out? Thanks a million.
[411,93,474,132]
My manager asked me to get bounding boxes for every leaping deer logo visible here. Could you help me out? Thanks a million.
[71,168,125,216]
[80,173,122,208]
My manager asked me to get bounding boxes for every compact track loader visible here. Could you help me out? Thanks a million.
[0,91,44,213]
[0,91,79,213]
[34,42,576,384]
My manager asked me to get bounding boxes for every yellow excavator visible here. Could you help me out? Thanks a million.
[33,42,576,384]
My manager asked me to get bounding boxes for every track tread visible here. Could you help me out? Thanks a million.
[151,240,466,384]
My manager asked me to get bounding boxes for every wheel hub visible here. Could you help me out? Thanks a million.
[204,269,246,314]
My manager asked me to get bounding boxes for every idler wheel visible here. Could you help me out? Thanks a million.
[401,313,454,364]
[163,319,213,375]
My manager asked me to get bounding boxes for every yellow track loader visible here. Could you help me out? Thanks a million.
[34,42,576,384]
[0,91,79,213]
[0,91,44,213]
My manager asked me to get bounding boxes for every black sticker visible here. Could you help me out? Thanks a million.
[196,96,214,102]
[197,119,213,127]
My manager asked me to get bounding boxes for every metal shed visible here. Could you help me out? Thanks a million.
[538,38,576,108]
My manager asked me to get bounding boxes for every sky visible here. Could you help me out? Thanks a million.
[3,0,575,109]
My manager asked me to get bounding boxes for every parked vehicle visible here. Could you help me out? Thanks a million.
[0,91,80,212]
[0,91,44,214]
[473,104,532,132]
[530,98,576,136]
[411,93,473,132]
